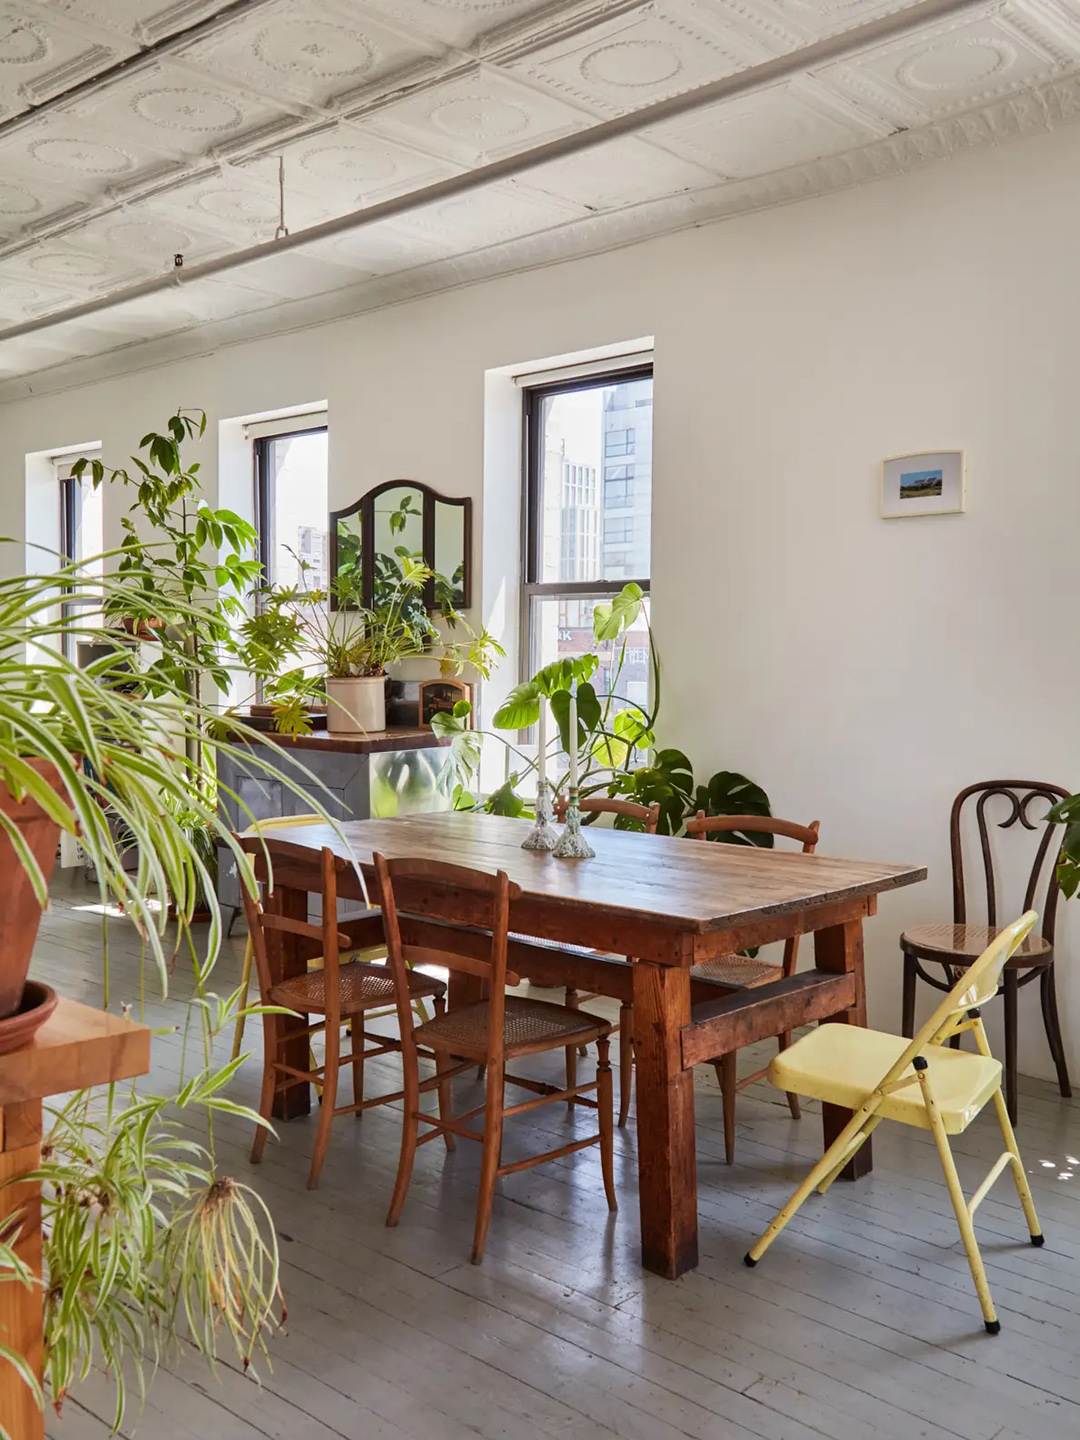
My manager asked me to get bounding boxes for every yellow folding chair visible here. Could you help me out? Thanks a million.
[745,912,1044,1334]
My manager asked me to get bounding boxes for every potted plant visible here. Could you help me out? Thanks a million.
[0,479,343,1427]
[244,554,435,736]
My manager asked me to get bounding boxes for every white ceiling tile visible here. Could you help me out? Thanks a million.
[0,3,125,113]
[646,77,891,178]
[178,0,441,110]
[278,127,464,205]
[368,67,595,165]
[814,5,1077,122]
[517,134,722,209]
[506,0,767,117]
[354,0,572,52]
[399,179,588,249]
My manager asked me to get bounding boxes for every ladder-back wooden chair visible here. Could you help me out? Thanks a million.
[239,837,448,1190]
[747,913,1045,1335]
[553,795,660,1126]
[375,853,617,1264]
[900,780,1070,1123]
[686,812,820,1164]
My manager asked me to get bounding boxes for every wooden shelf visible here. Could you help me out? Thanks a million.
[0,996,149,1107]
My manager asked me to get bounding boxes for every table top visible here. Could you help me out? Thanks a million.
[265,812,926,935]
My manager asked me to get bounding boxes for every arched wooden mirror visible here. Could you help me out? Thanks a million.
[329,480,471,612]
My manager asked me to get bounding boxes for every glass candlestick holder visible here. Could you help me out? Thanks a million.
[552,785,595,860]
[521,777,559,852]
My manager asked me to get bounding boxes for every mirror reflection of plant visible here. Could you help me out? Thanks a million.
[431,583,769,838]
[2,553,348,1432]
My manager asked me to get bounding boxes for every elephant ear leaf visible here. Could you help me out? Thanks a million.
[694,770,773,847]
[592,583,643,643]
[492,681,541,731]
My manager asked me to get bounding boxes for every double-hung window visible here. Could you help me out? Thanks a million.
[56,453,103,660]
[522,364,652,711]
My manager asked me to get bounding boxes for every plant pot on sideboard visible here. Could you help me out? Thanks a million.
[325,675,385,735]
[0,757,66,1019]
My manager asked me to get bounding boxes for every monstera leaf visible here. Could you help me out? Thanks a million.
[693,770,773,846]
[592,583,643,642]
[607,748,694,836]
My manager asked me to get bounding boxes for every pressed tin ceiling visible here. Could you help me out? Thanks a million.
[0,0,1079,392]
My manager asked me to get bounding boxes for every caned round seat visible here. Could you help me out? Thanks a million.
[416,996,611,1060]
[269,960,446,1014]
[691,955,781,988]
[901,923,1052,969]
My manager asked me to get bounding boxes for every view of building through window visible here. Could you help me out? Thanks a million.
[254,427,329,682]
[527,369,652,713]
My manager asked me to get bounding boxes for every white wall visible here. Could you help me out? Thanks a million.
[3,121,1079,1083]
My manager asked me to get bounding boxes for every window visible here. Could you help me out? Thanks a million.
[253,425,329,686]
[56,454,103,660]
[522,365,652,707]
[254,426,329,591]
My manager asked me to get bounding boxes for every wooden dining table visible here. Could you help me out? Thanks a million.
[260,812,925,1280]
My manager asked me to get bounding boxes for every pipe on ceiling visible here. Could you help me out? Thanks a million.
[0,0,992,348]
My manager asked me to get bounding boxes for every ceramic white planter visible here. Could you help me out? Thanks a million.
[325,675,385,735]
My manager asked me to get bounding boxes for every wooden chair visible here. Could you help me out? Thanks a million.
[375,853,617,1264]
[553,796,661,1127]
[900,780,1071,1123]
[231,813,325,1060]
[239,837,449,1190]
[747,913,1045,1335]
[686,812,821,1164]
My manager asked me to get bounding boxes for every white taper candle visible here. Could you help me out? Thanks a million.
[537,699,547,786]
[568,689,579,787]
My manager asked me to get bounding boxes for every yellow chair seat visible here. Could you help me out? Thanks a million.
[769,1023,1002,1135]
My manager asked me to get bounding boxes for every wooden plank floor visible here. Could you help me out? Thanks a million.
[32,876,1080,1440]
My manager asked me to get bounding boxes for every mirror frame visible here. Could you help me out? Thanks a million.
[328,479,472,612]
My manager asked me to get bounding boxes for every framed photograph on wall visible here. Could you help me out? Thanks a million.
[881,450,965,518]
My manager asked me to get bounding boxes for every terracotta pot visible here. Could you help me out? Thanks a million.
[325,675,386,735]
[0,758,66,1020]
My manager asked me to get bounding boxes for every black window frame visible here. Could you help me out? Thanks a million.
[521,362,652,682]
[253,422,329,586]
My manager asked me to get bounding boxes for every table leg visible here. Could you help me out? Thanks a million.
[632,962,697,1279]
[272,882,312,1121]
[815,918,872,1180]
[0,1100,43,1439]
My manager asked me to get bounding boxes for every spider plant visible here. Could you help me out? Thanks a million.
[0,544,346,1433]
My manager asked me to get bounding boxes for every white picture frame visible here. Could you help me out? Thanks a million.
[881,450,965,519]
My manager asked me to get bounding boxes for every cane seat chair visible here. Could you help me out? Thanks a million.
[746,913,1045,1334]
[900,780,1070,1123]
[376,854,617,1264]
[685,813,821,1164]
[552,796,661,1126]
[239,837,448,1190]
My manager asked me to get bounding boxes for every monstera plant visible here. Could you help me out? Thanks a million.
[430,581,771,838]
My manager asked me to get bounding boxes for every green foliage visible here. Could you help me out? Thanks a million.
[438,583,769,838]
[1048,795,1080,898]
[692,771,774,847]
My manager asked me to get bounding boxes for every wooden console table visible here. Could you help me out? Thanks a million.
[0,999,150,1438]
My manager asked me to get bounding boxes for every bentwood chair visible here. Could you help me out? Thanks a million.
[686,813,820,1164]
[553,796,660,1126]
[900,780,1071,1123]
[239,837,448,1190]
[376,853,617,1264]
[747,913,1045,1335]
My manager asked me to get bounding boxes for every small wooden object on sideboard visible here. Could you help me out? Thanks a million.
[420,678,472,726]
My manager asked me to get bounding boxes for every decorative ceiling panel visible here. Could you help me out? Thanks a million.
[504,0,769,116]
[0,0,1078,386]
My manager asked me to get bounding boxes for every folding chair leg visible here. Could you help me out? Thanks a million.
[920,1075,999,1332]
[990,1086,1043,1244]
[746,1107,875,1266]
[816,1115,882,1197]
[231,934,255,1061]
